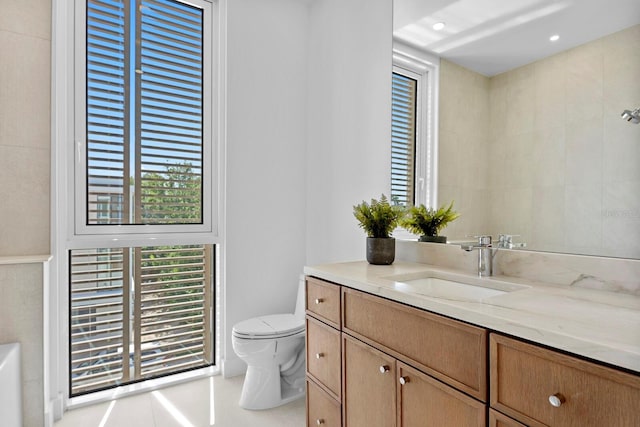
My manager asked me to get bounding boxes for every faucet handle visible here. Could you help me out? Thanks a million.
[469,235,492,246]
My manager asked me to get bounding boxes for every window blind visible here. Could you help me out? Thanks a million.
[391,72,417,206]
[86,0,204,225]
[70,244,213,396]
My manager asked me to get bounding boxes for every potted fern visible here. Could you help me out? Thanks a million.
[400,201,460,243]
[353,194,404,265]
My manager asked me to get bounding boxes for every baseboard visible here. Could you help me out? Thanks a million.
[221,357,246,378]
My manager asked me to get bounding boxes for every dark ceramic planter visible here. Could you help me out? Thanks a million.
[366,237,395,265]
[419,235,447,243]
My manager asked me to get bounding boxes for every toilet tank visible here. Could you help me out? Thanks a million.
[0,343,22,427]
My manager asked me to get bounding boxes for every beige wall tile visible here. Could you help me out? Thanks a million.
[564,185,603,251]
[603,25,640,113]
[566,39,604,125]
[438,60,491,240]
[603,115,640,183]
[534,52,567,130]
[0,30,51,150]
[0,263,44,427]
[565,118,603,186]
[0,0,51,40]
[0,146,50,255]
[530,186,565,250]
[532,127,565,187]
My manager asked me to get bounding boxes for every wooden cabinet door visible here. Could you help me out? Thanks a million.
[491,334,640,427]
[397,362,485,427]
[342,287,487,400]
[343,334,396,427]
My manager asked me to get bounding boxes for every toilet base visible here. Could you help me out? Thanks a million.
[239,364,305,410]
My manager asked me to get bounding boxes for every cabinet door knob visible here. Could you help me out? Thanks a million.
[399,376,409,385]
[548,393,565,407]
[316,419,325,425]
[315,298,324,304]
[315,352,324,359]
[379,365,390,373]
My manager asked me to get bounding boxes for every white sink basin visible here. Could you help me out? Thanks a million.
[383,273,528,302]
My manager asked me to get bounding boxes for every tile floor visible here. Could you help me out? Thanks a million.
[54,375,305,427]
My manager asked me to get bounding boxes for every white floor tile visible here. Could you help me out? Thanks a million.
[55,375,306,427]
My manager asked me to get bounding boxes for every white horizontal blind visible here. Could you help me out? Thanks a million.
[70,248,130,394]
[391,72,417,206]
[135,245,213,378]
[86,0,204,226]
[70,244,213,396]
[86,0,129,224]
[137,0,203,224]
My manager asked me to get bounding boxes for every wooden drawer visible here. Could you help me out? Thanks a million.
[397,361,485,427]
[307,276,341,328]
[307,379,341,427]
[490,334,640,427]
[306,316,342,399]
[489,409,526,427]
[342,287,487,400]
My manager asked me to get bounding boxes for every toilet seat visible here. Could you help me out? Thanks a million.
[232,314,304,339]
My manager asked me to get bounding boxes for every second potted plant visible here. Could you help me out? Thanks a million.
[353,194,404,265]
[401,201,460,243]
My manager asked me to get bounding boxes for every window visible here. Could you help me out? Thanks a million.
[76,0,216,236]
[66,0,219,397]
[391,71,417,206]
[391,46,439,209]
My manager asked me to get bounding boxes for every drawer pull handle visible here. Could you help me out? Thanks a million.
[315,352,324,359]
[316,419,325,425]
[315,298,324,304]
[379,365,390,373]
[549,393,565,407]
[399,376,409,385]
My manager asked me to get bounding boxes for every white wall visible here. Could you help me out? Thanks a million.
[306,0,393,265]
[223,0,393,372]
[223,0,311,371]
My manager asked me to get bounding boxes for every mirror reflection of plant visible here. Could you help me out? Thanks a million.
[401,201,460,237]
[353,194,405,238]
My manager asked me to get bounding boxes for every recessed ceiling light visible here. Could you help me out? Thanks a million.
[433,22,446,31]
[549,34,560,42]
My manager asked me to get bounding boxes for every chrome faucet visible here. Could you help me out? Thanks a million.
[461,235,494,277]
[497,234,527,249]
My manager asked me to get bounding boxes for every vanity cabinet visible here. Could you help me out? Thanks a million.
[306,276,488,427]
[306,272,640,427]
[342,287,488,401]
[490,334,640,427]
[306,277,342,427]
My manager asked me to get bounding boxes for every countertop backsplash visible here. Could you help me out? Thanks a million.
[396,240,640,296]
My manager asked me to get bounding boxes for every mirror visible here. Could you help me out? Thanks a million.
[393,0,640,259]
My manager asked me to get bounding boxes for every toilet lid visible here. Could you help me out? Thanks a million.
[233,314,305,338]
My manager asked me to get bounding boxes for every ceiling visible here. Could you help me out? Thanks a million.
[393,0,640,76]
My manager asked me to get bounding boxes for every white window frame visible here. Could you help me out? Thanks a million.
[392,41,439,209]
[73,0,218,239]
[392,42,439,239]
[51,0,226,418]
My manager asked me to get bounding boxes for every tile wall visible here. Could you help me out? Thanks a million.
[0,0,51,256]
[438,24,640,259]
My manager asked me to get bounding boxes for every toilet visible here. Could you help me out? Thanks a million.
[232,276,306,410]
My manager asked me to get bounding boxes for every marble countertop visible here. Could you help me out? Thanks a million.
[304,261,640,374]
